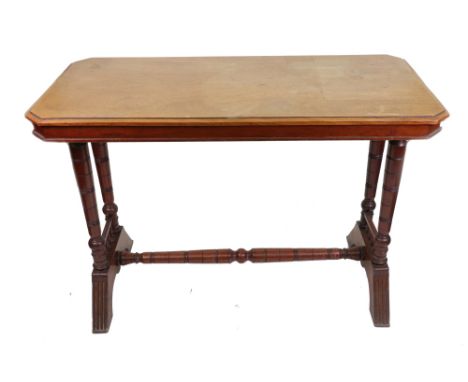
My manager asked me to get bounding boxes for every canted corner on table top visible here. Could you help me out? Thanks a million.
[432,108,450,125]
[69,57,98,66]
[24,108,450,129]
[25,110,42,126]
[380,54,406,62]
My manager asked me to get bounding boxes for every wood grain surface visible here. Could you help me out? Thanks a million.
[26,55,448,141]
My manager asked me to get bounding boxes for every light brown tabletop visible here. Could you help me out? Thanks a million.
[26,55,448,141]
[25,55,448,333]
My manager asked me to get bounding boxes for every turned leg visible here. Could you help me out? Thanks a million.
[360,141,386,225]
[70,143,115,333]
[347,141,385,258]
[369,140,407,326]
[69,143,107,270]
[91,143,133,332]
[91,143,121,238]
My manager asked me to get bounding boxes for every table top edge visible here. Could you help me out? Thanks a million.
[26,109,449,128]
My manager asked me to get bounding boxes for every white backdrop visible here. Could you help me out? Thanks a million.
[1,1,466,381]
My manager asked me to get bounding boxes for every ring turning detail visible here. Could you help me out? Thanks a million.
[118,247,363,265]
[68,139,405,332]
[26,55,447,332]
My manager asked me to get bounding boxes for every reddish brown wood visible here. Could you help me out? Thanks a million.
[32,123,441,142]
[366,265,390,326]
[91,143,120,238]
[362,213,378,243]
[70,143,135,333]
[29,57,447,332]
[374,140,407,266]
[348,140,407,327]
[93,227,133,333]
[366,140,407,327]
[69,143,107,270]
[360,141,385,223]
[119,247,363,265]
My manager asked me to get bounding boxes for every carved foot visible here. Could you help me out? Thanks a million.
[92,227,133,333]
[364,263,390,327]
[92,269,116,333]
[347,222,389,327]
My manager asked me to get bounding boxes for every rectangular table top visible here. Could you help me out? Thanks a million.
[26,55,448,142]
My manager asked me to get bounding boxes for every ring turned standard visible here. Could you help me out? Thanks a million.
[26,55,448,333]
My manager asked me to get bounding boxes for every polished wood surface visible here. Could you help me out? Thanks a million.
[348,140,407,327]
[69,143,107,271]
[119,247,363,265]
[360,141,385,221]
[28,57,447,332]
[70,142,133,332]
[26,55,447,141]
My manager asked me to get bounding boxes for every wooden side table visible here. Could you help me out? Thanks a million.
[26,55,448,332]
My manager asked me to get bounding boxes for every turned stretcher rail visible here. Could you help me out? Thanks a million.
[118,247,364,265]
